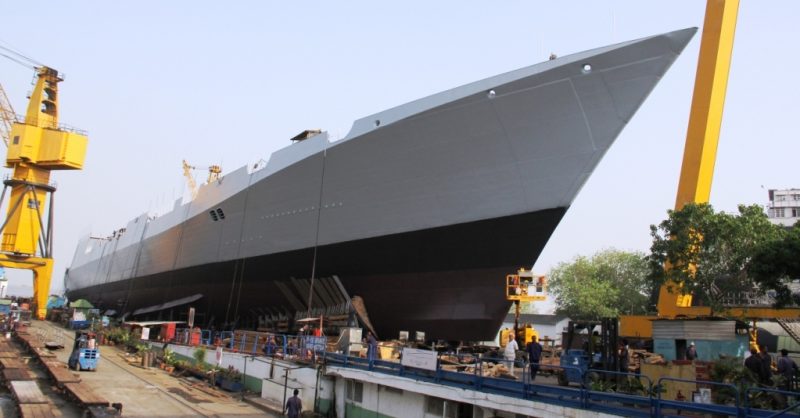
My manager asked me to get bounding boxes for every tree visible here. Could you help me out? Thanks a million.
[549,249,651,320]
[648,203,786,314]
[749,223,800,307]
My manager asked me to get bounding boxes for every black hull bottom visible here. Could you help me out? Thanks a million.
[67,208,565,341]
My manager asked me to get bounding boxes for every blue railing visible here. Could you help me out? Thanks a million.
[324,351,800,418]
[162,330,799,418]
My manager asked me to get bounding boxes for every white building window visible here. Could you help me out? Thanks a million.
[346,380,363,403]
[775,208,785,217]
[425,396,444,416]
[776,195,787,201]
[792,208,800,217]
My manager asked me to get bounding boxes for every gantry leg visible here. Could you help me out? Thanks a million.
[32,258,53,320]
[0,255,53,320]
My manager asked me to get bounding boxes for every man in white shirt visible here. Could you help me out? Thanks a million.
[504,333,519,375]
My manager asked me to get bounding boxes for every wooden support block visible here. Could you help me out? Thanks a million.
[3,368,35,381]
[10,380,48,404]
[63,383,109,407]
[19,404,63,418]
[43,361,81,384]
[33,347,57,359]
[1,358,27,369]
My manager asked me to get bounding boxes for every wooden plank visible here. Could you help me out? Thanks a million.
[33,347,57,359]
[3,367,35,380]
[1,358,26,369]
[64,383,109,407]
[19,403,63,418]
[0,352,20,358]
[43,361,81,384]
[10,380,48,404]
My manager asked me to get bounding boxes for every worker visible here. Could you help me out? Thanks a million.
[776,349,798,391]
[284,388,302,418]
[759,345,774,384]
[526,335,542,381]
[685,342,697,361]
[366,331,378,362]
[504,333,518,375]
[618,339,629,373]
[263,336,276,356]
[744,347,762,379]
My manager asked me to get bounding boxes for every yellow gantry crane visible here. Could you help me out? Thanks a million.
[621,0,800,338]
[0,51,88,319]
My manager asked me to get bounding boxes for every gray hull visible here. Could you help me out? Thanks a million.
[65,28,695,340]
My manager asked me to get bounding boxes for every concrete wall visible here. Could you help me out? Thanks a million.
[261,360,333,416]
[153,343,334,414]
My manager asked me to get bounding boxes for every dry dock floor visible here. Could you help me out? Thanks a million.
[0,320,278,418]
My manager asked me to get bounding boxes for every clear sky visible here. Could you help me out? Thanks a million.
[1,1,798,297]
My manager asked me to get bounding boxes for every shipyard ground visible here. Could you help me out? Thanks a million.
[0,320,279,418]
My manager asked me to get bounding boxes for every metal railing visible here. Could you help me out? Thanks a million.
[158,329,800,418]
[324,350,800,418]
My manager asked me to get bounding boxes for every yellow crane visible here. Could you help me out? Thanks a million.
[620,0,800,339]
[0,46,88,319]
[182,160,222,199]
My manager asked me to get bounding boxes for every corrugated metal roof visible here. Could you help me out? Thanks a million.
[652,320,735,341]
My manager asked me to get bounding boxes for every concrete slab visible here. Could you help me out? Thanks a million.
[30,320,279,417]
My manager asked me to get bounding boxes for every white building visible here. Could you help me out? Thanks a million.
[767,188,800,227]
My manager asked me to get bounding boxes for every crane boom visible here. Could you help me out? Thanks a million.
[0,83,15,147]
[621,0,800,340]
[656,0,740,317]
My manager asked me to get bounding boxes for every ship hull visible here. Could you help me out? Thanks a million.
[65,28,696,341]
[67,208,564,340]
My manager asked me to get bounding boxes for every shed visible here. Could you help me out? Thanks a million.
[652,319,748,361]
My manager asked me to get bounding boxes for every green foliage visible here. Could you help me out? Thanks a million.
[135,342,150,354]
[104,327,131,345]
[648,203,786,314]
[219,365,242,382]
[749,224,800,307]
[162,348,177,366]
[192,347,207,370]
[549,248,651,320]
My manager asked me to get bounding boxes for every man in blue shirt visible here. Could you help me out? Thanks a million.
[367,331,378,362]
[284,389,302,418]
[526,336,543,381]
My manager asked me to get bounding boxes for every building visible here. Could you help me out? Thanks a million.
[767,188,800,227]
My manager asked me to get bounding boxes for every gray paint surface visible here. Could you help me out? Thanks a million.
[66,29,697,295]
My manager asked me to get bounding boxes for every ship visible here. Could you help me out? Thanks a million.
[65,28,696,341]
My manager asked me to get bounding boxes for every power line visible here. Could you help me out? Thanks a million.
[0,52,35,70]
[0,40,44,68]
